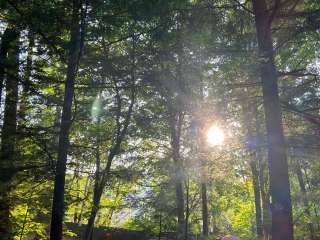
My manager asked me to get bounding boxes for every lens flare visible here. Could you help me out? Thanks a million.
[206,125,224,146]
[91,94,102,121]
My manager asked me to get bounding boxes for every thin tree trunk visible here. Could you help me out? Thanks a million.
[252,0,293,239]
[77,175,91,224]
[200,141,208,238]
[256,141,271,240]
[19,203,29,240]
[185,177,190,240]
[84,152,115,240]
[243,99,263,239]
[50,0,81,239]
[84,76,135,240]
[105,208,115,227]
[197,70,208,238]
[158,214,162,240]
[84,70,135,240]
[201,182,209,237]
[84,138,102,240]
[261,190,272,239]
[73,167,80,223]
[170,112,185,240]
[258,153,272,240]
[250,156,263,239]
[104,184,120,226]
[83,100,135,239]
[295,160,315,240]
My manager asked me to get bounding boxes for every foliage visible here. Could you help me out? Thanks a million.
[0,0,319,239]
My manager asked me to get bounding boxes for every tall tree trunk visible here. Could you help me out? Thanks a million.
[200,148,208,238]
[256,134,271,240]
[158,214,162,240]
[170,112,185,240]
[0,28,19,240]
[0,28,18,107]
[73,165,81,223]
[250,156,263,239]
[295,160,315,240]
[185,177,189,240]
[243,99,263,239]
[258,153,272,240]
[201,182,209,237]
[252,1,293,239]
[197,72,208,238]
[50,0,81,239]
[256,124,271,240]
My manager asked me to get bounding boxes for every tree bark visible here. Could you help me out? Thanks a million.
[84,180,104,240]
[0,27,19,107]
[0,27,19,240]
[201,182,209,237]
[199,134,208,238]
[158,214,162,240]
[185,177,190,240]
[83,138,103,240]
[250,156,263,239]
[83,144,131,240]
[258,153,272,240]
[50,0,81,239]
[170,112,185,240]
[242,99,263,239]
[252,0,294,239]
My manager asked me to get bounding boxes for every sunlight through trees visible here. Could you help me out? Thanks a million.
[0,0,319,240]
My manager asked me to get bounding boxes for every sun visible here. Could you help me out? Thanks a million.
[206,125,224,146]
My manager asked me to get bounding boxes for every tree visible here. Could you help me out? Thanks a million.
[50,0,82,239]
[0,28,18,107]
[252,0,293,239]
[0,0,319,239]
[83,78,135,240]
[0,26,19,239]
[242,101,263,239]
[170,111,186,240]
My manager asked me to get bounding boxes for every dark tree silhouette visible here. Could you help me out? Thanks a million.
[0,27,19,239]
[50,0,82,239]
[252,0,294,239]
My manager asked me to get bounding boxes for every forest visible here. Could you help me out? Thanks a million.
[0,0,319,239]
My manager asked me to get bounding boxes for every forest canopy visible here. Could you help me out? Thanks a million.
[0,0,319,240]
